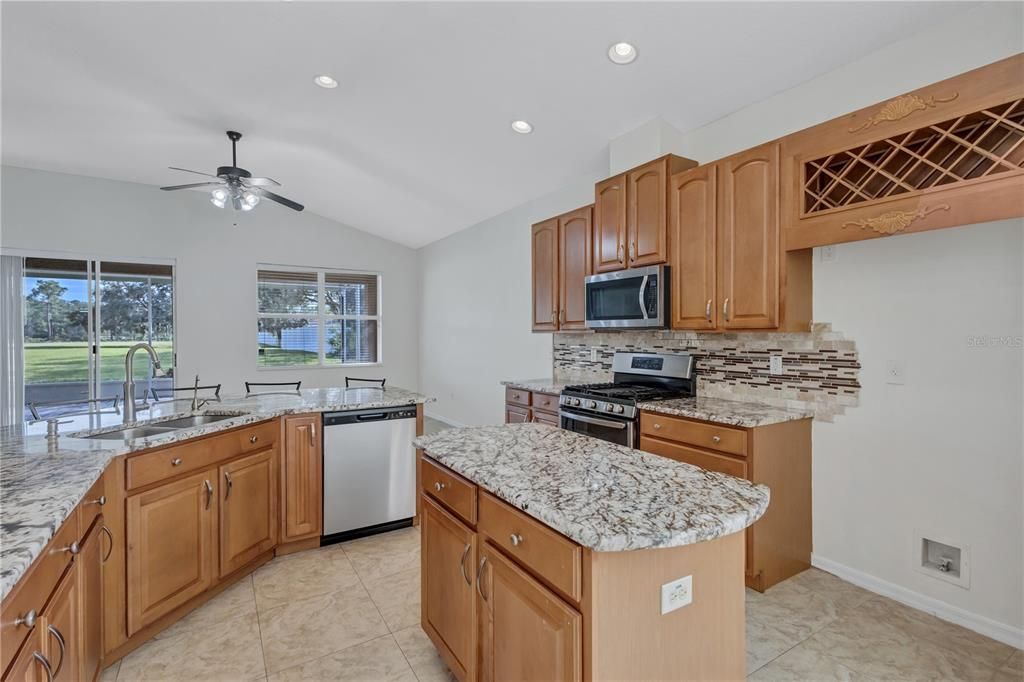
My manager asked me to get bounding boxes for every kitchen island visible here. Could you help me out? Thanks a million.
[414,423,769,681]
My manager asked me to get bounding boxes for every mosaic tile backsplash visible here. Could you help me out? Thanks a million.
[553,323,860,421]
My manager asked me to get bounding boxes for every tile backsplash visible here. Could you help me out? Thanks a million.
[553,324,860,421]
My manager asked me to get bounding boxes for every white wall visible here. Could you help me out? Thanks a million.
[1,166,420,395]
[418,2,1023,643]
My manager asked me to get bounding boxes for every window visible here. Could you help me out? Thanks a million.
[257,266,380,367]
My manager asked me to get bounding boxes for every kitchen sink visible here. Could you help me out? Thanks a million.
[154,414,236,428]
[84,425,179,440]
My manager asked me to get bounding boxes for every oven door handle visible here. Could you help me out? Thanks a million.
[638,274,649,321]
[560,410,627,430]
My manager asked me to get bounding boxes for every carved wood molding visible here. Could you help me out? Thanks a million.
[848,92,960,133]
[841,204,951,235]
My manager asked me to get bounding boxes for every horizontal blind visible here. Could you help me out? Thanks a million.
[257,269,318,315]
[325,272,378,316]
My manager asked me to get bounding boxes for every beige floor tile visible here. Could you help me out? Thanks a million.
[393,625,455,682]
[259,584,389,673]
[746,614,805,674]
[342,528,421,582]
[100,661,120,682]
[364,566,421,632]
[782,568,872,612]
[117,611,266,682]
[253,544,361,612]
[1003,649,1023,673]
[991,667,1024,682]
[267,634,417,682]
[155,574,257,640]
[748,642,860,681]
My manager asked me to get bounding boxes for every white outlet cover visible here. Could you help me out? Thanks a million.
[769,356,784,375]
[886,359,906,385]
[821,245,837,262]
[660,575,693,614]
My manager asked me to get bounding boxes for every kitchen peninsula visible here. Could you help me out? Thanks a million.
[414,423,770,681]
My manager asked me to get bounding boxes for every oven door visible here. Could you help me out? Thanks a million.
[585,265,666,328]
[560,409,636,448]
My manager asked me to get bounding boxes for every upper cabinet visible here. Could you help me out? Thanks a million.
[594,155,698,273]
[531,206,593,332]
[670,164,717,330]
[782,53,1024,250]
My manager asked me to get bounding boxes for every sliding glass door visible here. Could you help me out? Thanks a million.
[20,256,174,419]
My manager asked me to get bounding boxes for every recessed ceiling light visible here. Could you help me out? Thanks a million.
[608,42,638,65]
[511,120,533,134]
[313,75,338,89]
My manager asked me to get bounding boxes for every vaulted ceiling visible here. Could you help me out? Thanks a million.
[2,2,971,247]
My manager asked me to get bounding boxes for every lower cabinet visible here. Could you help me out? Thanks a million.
[126,469,217,635]
[79,519,104,682]
[477,543,582,682]
[219,448,278,577]
[4,629,44,682]
[43,565,79,682]
[504,405,530,424]
[281,414,322,541]
[503,389,560,426]
[421,496,476,681]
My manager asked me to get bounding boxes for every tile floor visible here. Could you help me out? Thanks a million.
[102,527,1022,681]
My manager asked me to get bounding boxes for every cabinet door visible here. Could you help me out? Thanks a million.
[627,158,670,267]
[505,405,530,424]
[220,448,278,577]
[557,207,592,330]
[533,411,560,427]
[4,630,46,682]
[718,142,780,329]
[478,543,582,682]
[126,469,216,635]
[421,495,476,681]
[531,218,559,331]
[281,415,322,541]
[78,519,104,682]
[41,565,79,681]
[670,164,718,330]
[593,174,626,273]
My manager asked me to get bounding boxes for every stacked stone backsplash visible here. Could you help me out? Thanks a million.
[553,323,860,421]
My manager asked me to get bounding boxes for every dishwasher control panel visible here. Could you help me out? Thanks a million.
[323,406,418,427]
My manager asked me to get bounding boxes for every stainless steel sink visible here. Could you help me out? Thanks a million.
[84,425,178,440]
[154,414,236,428]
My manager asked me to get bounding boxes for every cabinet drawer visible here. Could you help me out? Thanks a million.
[229,420,279,455]
[531,392,558,414]
[0,508,80,674]
[421,457,477,526]
[640,412,747,456]
[79,475,107,536]
[641,436,748,479]
[505,388,531,407]
[534,411,560,427]
[478,492,581,603]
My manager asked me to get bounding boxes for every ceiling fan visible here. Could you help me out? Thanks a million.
[160,131,304,212]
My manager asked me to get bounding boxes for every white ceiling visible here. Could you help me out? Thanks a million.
[2,1,971,248]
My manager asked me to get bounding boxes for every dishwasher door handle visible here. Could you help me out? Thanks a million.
[355,413,389,422]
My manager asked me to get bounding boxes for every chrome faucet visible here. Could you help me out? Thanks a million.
[123,342,165,424]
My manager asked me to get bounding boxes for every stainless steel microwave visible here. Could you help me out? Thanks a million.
[585,265,668,329]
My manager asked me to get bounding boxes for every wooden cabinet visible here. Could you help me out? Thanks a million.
[78,519,104,682]
[504,405,530,424]
[670,163,718,329]
[126,469,217,635]
[219,448,278,577]
[4,629,45,682]
[41,565,78,681]
[503,390,560,426]
[594,155,698,274]
[421,496,477,681]
[531,207,592,332]
[281,415,322,541]
[477,542,582,682]
[531,218,559,331]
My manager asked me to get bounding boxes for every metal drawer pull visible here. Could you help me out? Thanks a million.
[705,299,712,323]
[308,423,316,446]
[33,652,54,682]
[249,434,259,444]
[723,297,730,321]
[101,526,113,562]
[459,543,471,586]
[434,481,445,492]
[476,557,489,603]
[712,435,721,443]
[62,541,80,556]
[92,495,107,506]
[47,625,66,677]
[224,471,233,499]
[171,457,183,466]
[16,609,37,628]
[509,533,524,547]
[653,423,662,430]
[204,480,213,509]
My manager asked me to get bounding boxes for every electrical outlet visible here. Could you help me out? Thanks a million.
[590,348,598,362]
[886,359,906,385]
[821,245,837,262]
[769,355,784,375]
[660,575,693,614]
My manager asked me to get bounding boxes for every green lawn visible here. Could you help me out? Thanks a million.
[257,346,319,366]
[25,342,174,384]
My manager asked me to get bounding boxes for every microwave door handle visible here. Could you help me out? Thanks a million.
[638,274,649,320]
[559,411,627,430]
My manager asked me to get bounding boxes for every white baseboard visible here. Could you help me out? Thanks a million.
[423,411,468,428]
[811,553,1024,649]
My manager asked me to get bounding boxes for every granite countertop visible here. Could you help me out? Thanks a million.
[0,385,432,600]
[637,396,813,428]
[500,371,609,395]
[414,423,769,552]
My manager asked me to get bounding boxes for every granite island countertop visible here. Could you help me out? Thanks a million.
[0,385,432,600]
[414,423,769,552]
[500,372,609,395]
[637,395,813,428]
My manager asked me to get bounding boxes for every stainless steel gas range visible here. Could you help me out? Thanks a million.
[559,351,695,448]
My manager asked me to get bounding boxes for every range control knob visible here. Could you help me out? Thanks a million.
[605,404,615,412]
[572,398,581,407]
[615,405,625,414]
[588,400,597,409]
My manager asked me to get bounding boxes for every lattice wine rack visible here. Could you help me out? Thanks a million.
[803,98,1024,215]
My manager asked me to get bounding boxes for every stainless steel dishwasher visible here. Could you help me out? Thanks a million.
[321,405,418,543]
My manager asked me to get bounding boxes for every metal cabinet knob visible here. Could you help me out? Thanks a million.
[16,609,37,628]
[509,533,524,547]
[171,457,182,466]
[653,423,661,430]
[434,482,445,492]
[92,495,106,506]
[249,434,259,444]
[712,435,721,443]
[64,542,80,556]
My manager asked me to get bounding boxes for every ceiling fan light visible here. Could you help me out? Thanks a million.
[211,196,226,208]
[243,192,260,207]
[211,188,228,201]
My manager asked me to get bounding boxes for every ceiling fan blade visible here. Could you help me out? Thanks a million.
[168,166,221,179]
[253,188,304,212]
[160,181,226,191]
[244,176,281,187]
